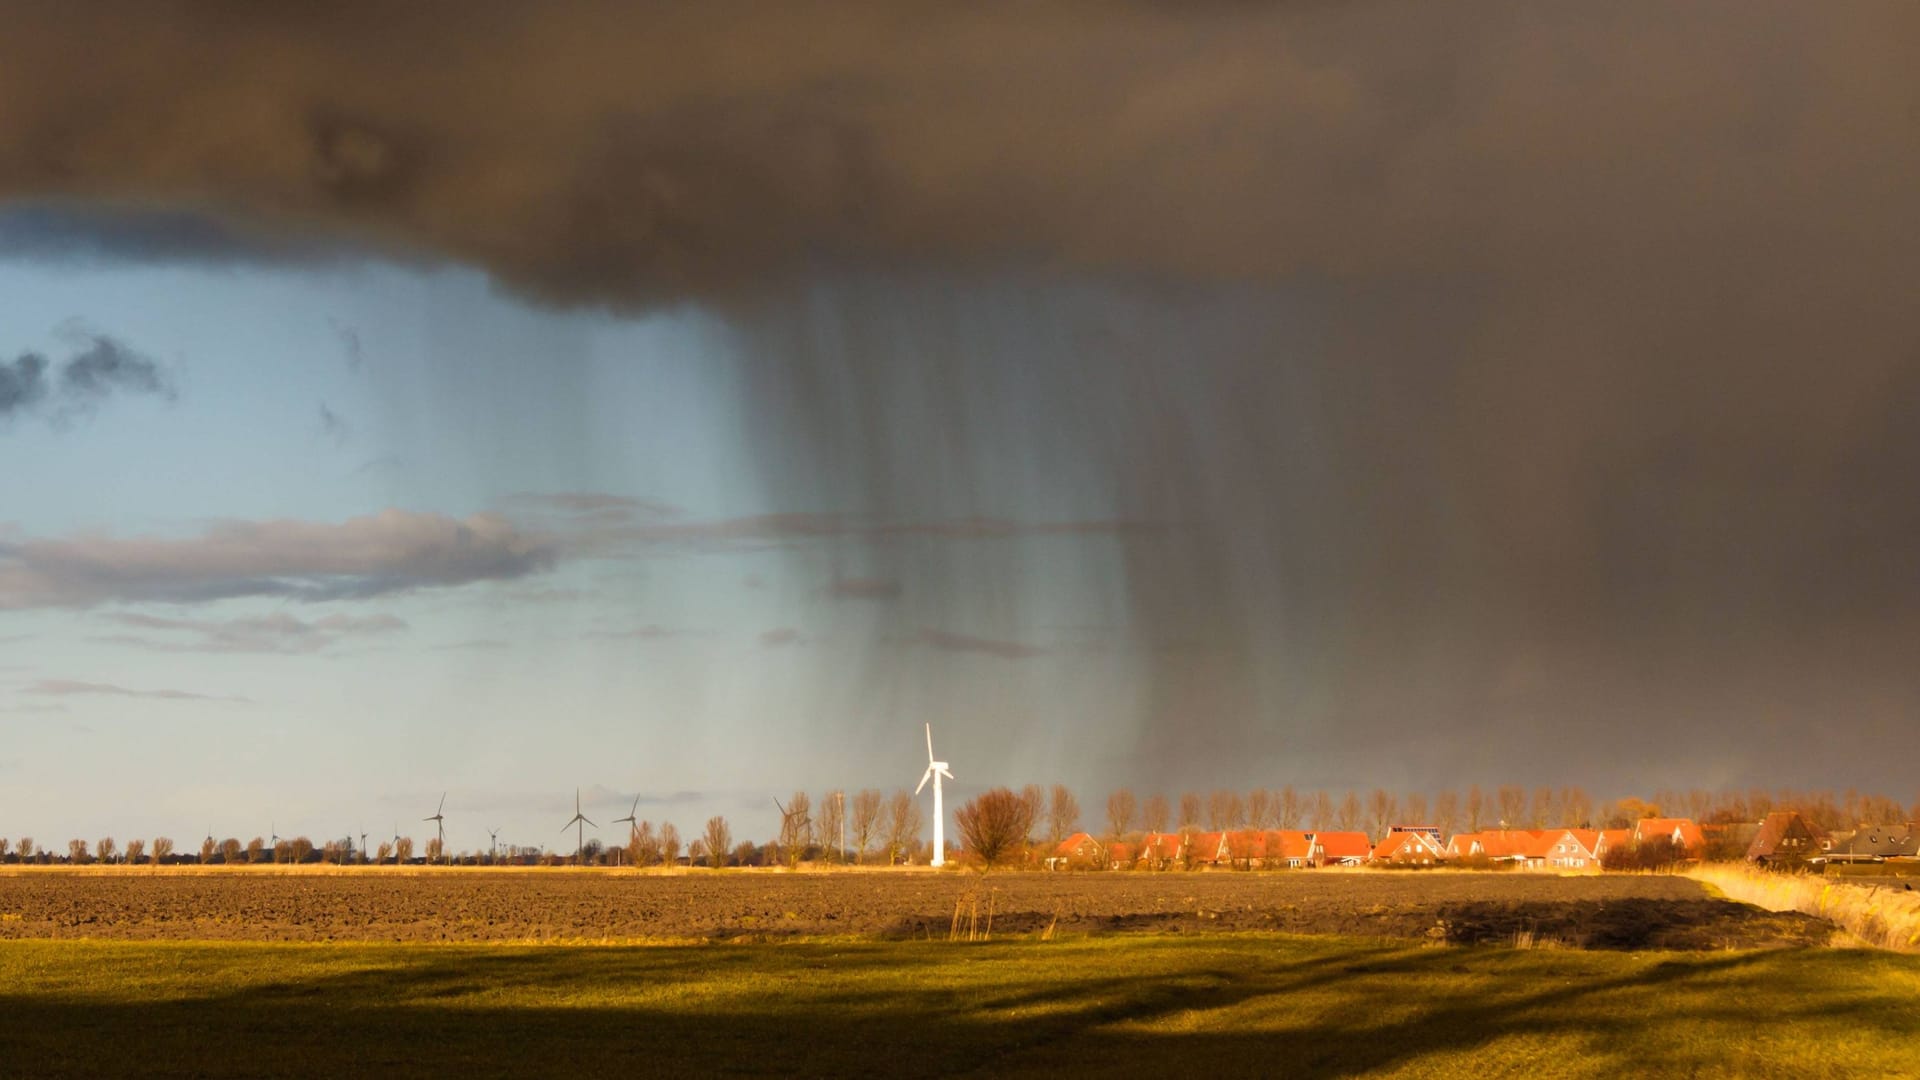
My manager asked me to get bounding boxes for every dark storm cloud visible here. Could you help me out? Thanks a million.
[3,3,1911,304]
[0,331,173,421]
[6,2,1920,790]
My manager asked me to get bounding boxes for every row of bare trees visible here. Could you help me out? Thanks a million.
[5,837,174,865]
[1085,784,1920,841]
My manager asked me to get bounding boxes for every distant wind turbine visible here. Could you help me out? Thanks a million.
[914,723,955,868]
[424,792,446,861]
[613,796,641,866]
[487,827,501,864]
[561,788,597,866]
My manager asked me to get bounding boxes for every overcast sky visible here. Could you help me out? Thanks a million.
[4,3,1920,849]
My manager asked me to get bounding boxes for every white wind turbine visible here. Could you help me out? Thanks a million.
[914,723,955,867]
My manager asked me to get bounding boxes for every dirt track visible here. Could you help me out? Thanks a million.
[0,869,1828,949]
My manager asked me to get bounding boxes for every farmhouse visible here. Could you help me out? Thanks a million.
[1822,825,1919,864]
[1746,811,1826,865]
[1372,828,1444,865]
[1047,832,1105,870]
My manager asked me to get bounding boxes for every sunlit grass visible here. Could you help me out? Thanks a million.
[1689,863,1920,951]
[3,936,1917,1078]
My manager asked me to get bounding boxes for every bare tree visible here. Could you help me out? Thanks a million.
[1564,787,1594,828]
[425,837,444,863]
[1105,789,1137,838]
[661,822,682,865]
[96,838,116,864]
[1529,786,1553,828]
[68,839,89,864]
[850,789,881,863]
[246,837,265,863]
[817,791,845,863]
[1047,784,1081,844]
[1205,790,1228,830]
[149,837,170,863]
[1246,789,1274,830]
[628,821,658,867]
[0,838,9,860]
[1497,785,1526,828]
[199,837,216,864]
[703,816,732,868]
[731,841,758,867]
[1279,786,1302,830]
[957,788,1034,868]
[394,837,414,863]
[1365,789,1396,839]
[1206,790,1245,830]
[17,838,34,862]
[1020,785,1046,843]
[1435,790,1460,837]
[884,789,922,865]
[1337,791,1361,831]
[1403,792,1429,826]
[1179,792,1202,829]
[1312,791,1333,830]
[1466,786,1486,831]
[217,838,241,864]
[1142,793,1170,833]
[376,842,393,863]
[125,838,146,864]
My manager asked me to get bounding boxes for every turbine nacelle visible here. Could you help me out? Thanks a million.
[914,762,954,795]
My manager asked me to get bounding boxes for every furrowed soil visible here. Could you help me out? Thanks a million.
[0,869,1826,949]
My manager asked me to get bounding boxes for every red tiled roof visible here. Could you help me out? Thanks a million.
[1272,830,1315,860]
[1635,818,1705,852]
[1050,832,1098,859]
[1314,831,1372,859]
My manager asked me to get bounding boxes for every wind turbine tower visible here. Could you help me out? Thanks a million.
[613,796,640,866]
[914,723,955,867]
[424,793,446,862]
[561,788,597,866]
[487,827,501,864]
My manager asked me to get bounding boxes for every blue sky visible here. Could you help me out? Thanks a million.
[0,257,1150,853]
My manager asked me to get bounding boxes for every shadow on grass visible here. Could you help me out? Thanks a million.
[1,940,1913,1078]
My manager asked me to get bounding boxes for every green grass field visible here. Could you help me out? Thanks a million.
[4,936,1917,1078]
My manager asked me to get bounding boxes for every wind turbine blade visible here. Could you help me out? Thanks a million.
[583,816,597,828]
[437,793,446,815]
[926,723,934,762]
[914,767,933,796]
[940,767,955,781]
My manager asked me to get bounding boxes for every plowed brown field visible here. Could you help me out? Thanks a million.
[0,869,1827,949]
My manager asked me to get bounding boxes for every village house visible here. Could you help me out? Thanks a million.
[1371,827,1445,865]
[1046,832,1105,870]
[1822,825,1919,864]
[1746,811,1826,865]
[1308,831,1372,866]
[1633,818,1706,858]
